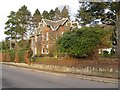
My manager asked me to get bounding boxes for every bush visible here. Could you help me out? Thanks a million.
[100,49,117,58]
[9,50,15,62]
[110,49,116,55]
[102,51,109,57]
[18,49,26,63]
[57,26,104,58]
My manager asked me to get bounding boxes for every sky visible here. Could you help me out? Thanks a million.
[0,0,79,42]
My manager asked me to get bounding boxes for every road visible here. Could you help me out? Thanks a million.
[2,64,118,88]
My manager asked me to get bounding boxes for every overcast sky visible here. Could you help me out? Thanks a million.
[0,0,79,42]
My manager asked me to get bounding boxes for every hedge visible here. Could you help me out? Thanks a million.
[18,49,26,63]
[9,50,15,62]
[1,49,31,63]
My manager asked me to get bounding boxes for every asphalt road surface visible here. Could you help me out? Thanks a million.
[2,64,118,88]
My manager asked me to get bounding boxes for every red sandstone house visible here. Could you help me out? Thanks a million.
[30,18,78,57]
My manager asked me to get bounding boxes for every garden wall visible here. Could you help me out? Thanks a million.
[1,51,118,79]
[31,57,118,79]
[1,49,30,64]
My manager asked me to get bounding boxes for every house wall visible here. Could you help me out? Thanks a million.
[31,20,71,56]
[41,21,70,56]
[31,36,35,56]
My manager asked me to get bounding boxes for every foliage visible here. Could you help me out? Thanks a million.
[28,48,33,58]
[49,9,55,20]
[1,40,10,50]
[61,6,70,19]
[42,10,50,19]
[18,49,27,63]
[4,11,17,40]
[54,7,62,20]
[116,2,120,58]
[100,49,117,58]
[42,6,70,20]
[4,5,70,50]
[33,9,42,27]
[76,2,118,25]
[16,5,32,40]
[57,26,104,58]
[76,2,119,49]
[9,50,15,62]
[1,49,15,62]
[102,51,109,57]
[4,5,32,49]
[18,40,31,49]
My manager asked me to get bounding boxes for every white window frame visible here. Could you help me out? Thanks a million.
[42,34,44,41]
[43,23,45,27]
[46,44,49,49]
[35,47,37,55]
[62,32,64,35]
[35,36,37,42]
[42,47,44,54]
[66,22,68,26]
[46,50,49,54]
[46,32,49,41]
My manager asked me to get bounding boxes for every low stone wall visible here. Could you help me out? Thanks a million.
[4,62,118,79]
[30,64,118,78]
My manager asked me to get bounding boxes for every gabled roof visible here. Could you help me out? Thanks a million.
[41,18,68,31]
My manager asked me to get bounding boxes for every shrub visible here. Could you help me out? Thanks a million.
[110,49,117,58]
[27,48,33,58]
[18,49,26,63]
[102,51,109,57]
[9,50,15,62]
[57,26,104,58]
[110,49,116,55]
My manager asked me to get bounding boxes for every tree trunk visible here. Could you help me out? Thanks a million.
[117,2,120,59]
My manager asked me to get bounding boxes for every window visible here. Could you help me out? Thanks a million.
[43,23,45,27]
[62,32,64,35]
[35,47,37,55]
[46,45,48,49]
[42,47,44,54]
[66,22,68,26]
[46,32,49,41]
[46,49,49,54]
[35,36,37,42]
[42,34,44,41]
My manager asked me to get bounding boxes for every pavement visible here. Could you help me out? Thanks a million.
[1,62,119,85]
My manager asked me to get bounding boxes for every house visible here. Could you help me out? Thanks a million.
[31,18,74,57]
